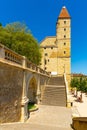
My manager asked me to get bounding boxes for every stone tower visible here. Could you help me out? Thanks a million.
[56,6,71,75]
[40,6,71,85]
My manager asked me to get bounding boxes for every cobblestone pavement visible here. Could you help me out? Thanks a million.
[0,105,73,130]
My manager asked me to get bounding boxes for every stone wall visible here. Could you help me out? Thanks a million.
[72,117,87,130]
[0,62,23,123]
[56,19,71,40]
[40,45,58,72]
[0,43,50,123]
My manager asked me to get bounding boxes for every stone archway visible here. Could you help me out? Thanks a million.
[28,76,37,103]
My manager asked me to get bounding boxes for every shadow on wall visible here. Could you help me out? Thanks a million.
[28,77,37,104]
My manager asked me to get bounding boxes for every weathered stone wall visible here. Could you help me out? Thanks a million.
[56,19,71,40]
[40,46,58,72]
[57,58,71,74]
[0,62,23,123]
[0,43,50,123]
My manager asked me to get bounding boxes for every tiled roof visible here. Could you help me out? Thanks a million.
[59,6,70,19]
[40,37,57,47]
[71,73,87,77]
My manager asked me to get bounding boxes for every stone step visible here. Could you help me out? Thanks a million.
[48,76,65,86]
[42,89,65,92]
[41,101,66,104]
[42,101,66,104]
[42,98,66,102]
[41,76,66,106]
[45,85,65,87]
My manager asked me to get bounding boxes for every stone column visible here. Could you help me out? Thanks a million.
[36,74,41,104]
[21,57,29,122]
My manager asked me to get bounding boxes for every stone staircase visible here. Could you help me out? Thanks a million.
[41,76,67,106]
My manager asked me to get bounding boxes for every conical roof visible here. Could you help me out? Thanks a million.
[58,6,70,19]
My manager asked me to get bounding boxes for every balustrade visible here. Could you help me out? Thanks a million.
[0,43,50,76]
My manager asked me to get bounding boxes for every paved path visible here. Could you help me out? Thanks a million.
[1,91,87,130]
[68,92,87,117]
[0,105,73,130]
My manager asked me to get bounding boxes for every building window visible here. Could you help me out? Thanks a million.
[64,35,66,38]
[51,47,53,49]
[64,42,66,45]
[64,51,66,54]
[44,47,46,49]
[64,21,66,24]
[45,67,47,70]
[48,59,49,62]
[44,59,47,65]
[45,53,48,56]
[64,28,66,31]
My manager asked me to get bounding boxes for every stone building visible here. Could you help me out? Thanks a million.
[40,6,71,86]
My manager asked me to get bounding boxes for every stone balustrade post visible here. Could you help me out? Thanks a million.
[36,74,41,104]
[22,56,27,68]
[0,45,5,59]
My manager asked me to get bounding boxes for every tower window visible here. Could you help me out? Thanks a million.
[51,47,53,49]
[48,59,49,62]
[45,53,48,56]
[64,51,66,54]
[64,35,66,38]
[64,42,66,45]
[64,21,66,24]
[44,47,46,49]
[64,28,66,31]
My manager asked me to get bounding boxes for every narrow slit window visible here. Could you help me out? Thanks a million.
[64,43,66,45]
[64,51,66,54]
[64,21,66,24]
[45,53,48,56]
[64,28,66,31]
[64,35,66,38]
[44,59,47,65]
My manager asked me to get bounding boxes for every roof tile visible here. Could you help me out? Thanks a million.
[59,6,70,19]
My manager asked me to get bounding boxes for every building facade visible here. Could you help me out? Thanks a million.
[40,7,71,85]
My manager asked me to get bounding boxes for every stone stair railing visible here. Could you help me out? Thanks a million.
[64,73,68,107]
[0,43,50,76]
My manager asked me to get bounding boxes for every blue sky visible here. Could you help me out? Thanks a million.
[0,0,87,74]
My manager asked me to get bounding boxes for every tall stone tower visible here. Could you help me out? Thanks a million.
[56,6,71,75]
[40,6,71,85]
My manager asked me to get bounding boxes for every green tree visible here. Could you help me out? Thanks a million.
[70,78,79,97]
[77,77,86,92]
[0,22,41,65]
[84,78,87,92]
[78,77,87,101]
[71,77,87,102]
